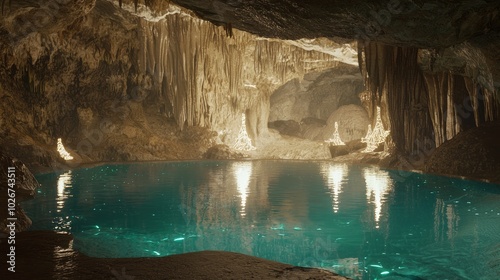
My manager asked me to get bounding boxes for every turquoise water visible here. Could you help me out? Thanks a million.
[22,161,500,279]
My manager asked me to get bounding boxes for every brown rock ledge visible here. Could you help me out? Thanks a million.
[425,120,500,184]
[0,231,349,280]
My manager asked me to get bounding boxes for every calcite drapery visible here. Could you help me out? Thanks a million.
[134,2,346,144]
[359,41,499,155]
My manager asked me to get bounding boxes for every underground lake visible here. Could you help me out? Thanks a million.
[21,160,500,280]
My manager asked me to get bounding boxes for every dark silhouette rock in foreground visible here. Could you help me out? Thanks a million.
[0,151,39,234]
[0,231,350,279]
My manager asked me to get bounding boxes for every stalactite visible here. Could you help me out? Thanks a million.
[445,73,458,140]
[362,41,499,154]
[361,42,434,155]
[424,72,500,147]
[1,0,10,15]
[137,8,339,134]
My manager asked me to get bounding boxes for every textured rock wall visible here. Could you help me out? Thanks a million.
[136,10,341,138]
[359,41,500,156]
[0,0,346,170]
[269,65,364,122]
[169,0,500,49]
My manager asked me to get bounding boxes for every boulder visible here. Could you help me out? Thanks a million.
[320,105,370,142]
[425,121,500,183]
[269,66,364,122]
[268,120,301,137]
[203,145,245,159]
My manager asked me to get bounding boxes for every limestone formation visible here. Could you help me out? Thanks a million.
[322,105,370,143]
[0,0,499,180]
[269,66,364,122]
[0,0,351,170]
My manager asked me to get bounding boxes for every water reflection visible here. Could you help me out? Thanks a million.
[56,171,72,213]
[363,167,393,228]
[321,163,348,213]
[232,162,253,216]
[434,198,460,242]
[23,162,500,280]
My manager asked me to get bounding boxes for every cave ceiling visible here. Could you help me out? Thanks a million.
[170,0,500,48]
[165,0,500,86]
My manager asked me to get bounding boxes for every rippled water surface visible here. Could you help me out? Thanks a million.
[23,161,500,279]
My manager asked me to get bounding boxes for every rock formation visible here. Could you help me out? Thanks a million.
[0,0,499,181]
[165,0,500,179]
[269,65,364,122]
[0,151,40,234]
[0,0,355,171]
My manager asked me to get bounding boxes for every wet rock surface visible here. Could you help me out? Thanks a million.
[328,140,368,158]
[203,144,245,160]
[0,151,39,234]
[0,231,350,280]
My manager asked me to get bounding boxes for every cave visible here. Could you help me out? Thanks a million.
[1,0,500,279]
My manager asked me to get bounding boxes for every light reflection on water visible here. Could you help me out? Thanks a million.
[56,170,72,213]
[321,163,348,213]
[23,161,500,279]
[232,161,252,216]
[363,167,393,229]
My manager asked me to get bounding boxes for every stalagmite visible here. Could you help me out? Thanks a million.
[361,107,390,153]
[232,113,256,151]
[325,122,345,146]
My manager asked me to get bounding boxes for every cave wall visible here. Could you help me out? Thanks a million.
[135,9,341,137]
[269,65,364,122]
[164,0,500,180]
[169,0,500,49]
[0,0,345,171]
[359,41,500,158]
